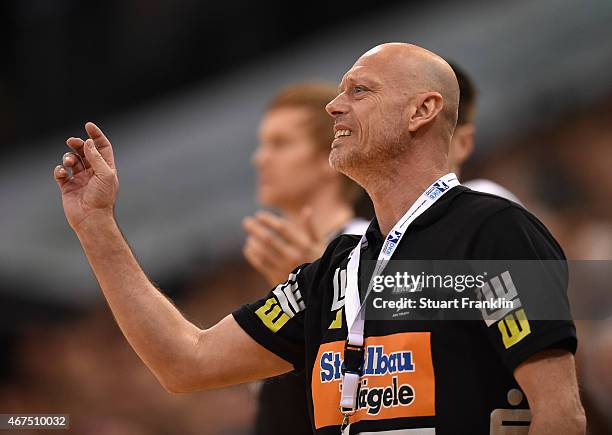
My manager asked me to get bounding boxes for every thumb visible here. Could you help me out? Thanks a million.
[84,139,111,175]
[298,206,318,241]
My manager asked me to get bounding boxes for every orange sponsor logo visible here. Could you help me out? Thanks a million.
[311,332,435,428]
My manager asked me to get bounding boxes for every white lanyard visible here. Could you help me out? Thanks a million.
[339,173,460,429]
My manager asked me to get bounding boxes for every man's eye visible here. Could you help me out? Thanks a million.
[271,140,290,149]
[354,86,365,93]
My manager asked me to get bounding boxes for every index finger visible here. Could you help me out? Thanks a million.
[66,137,86,157]
[65,137,92,170]
[84,122,115,169]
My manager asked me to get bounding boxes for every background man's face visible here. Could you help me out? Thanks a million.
[254,107,334,209]
[327,55,413,177]
[448,122,475,174]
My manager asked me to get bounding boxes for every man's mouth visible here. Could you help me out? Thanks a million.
[334,129,352,139]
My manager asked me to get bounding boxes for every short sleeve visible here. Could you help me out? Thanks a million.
[471,205,577,372]
[232,263,316,370]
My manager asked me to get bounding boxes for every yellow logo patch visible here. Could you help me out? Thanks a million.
[497,308,531,349]
[328,308,343,329]
[255,297,290,333]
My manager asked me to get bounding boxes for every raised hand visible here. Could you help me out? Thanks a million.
[53,122,119,231]
[242,208,326,286]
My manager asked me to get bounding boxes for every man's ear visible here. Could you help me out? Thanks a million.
[408,92,444,132]
[449,123,475,167]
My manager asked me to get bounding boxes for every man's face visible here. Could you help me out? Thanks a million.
[326,51,414,176]
[253,107,335,209]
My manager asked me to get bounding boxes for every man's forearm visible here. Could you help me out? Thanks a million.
[515,350,586,435]
[529,409,586,435]
[75,215,201,392]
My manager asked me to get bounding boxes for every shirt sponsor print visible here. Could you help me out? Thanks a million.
[490,388,531,434]
[475,271,531,349]
[255,270,304,333]
[311,332,435,429]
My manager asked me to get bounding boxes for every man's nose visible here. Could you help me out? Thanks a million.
[252,146,267,168]
[326,93,348,117]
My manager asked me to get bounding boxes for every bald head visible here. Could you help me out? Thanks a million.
[356,43,460,137]
[326,42,460,181]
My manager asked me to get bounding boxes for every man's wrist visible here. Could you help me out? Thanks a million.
[73,209,118,238]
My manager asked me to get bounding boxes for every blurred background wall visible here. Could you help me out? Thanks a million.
[1,0,611,433]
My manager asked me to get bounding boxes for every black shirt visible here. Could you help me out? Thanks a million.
[233,186,576,434]
[254,218,369,435]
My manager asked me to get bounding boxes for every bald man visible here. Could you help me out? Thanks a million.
[54,43,585,434]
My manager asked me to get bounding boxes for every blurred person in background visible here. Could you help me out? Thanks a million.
[242,83,370,435]
[243,83,369,287]
[448,63,612,434]
[447,62,522,204]
[580,316,612,432]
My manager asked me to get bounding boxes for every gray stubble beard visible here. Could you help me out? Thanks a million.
[329,134,410,186]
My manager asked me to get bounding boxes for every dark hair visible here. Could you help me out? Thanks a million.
[448,62,477,125]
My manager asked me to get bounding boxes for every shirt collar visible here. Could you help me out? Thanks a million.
[364,185,467,247]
